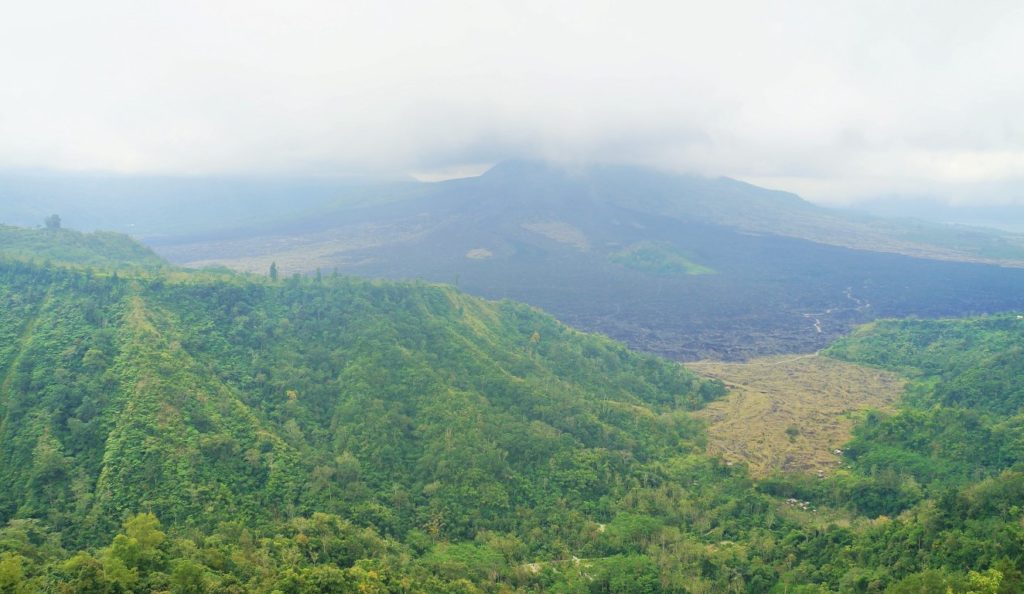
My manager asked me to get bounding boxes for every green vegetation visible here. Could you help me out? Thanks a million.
[0,251,739,591]
[0,224,166,271]
[610,242,714,275]
[825,315,1024,490]
[3,231,1024,592]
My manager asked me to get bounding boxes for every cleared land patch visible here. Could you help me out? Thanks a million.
[688,354,904,478]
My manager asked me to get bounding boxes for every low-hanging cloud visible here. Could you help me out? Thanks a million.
[1,0,1022,204]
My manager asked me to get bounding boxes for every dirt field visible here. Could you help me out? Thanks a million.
[688,353,905,478]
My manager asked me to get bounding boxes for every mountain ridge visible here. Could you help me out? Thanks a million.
[0,251,723,548]
[0,224,167,271]
[7,164,1024,362]
[148,161,1024,360]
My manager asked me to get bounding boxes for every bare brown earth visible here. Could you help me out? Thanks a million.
[688,354,905,478]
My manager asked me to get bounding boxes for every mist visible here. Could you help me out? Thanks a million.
[1,1,1022,206]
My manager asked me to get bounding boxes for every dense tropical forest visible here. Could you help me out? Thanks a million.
[1,227,1023,593]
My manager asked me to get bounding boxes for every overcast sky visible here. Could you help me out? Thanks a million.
[1,0,1022,205]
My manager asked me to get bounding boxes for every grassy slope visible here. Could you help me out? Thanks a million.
[609,241,715,275]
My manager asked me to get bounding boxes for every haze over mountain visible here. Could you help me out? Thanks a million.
[5,2,1024,211]
[0,174,373,239]
[125,160,1024,360]
[849,195,1024,234]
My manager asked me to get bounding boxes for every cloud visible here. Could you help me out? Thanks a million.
[1,0,1022,204]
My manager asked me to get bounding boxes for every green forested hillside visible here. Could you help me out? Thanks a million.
[0,225,167,270]
[0,256,741,591]
[2,237,1024,592]
[825,316,1024,492]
